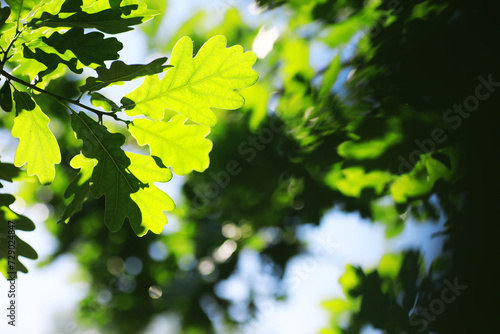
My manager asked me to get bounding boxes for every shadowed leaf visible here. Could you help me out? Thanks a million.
[42,27,122,66]
[80,58,171,92]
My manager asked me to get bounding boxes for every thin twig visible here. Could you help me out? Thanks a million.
[1,70,129,124]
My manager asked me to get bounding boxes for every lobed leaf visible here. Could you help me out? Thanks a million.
[0,193,38,277]
[0,162,21,189]
[80,58,171,92]
[29,0,158,34]
[0,6,11,28]
[126,152,175,236]
[71,112,142,232]
[59,153,95,224]
[90,92,119,112]
[123,35,258,126]
[12,90,35,113]
[30,6,142,34]
[11,93,61,185]
[42,27,122,66]
[129,115,212,175]
[71,112,174,235]
[0,81,13,112]
[23,46,83,79]
[5,0,39,23]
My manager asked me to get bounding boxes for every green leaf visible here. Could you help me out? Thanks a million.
[123,35,258,126]
[319,54,341,100]
[60,0,82,13]
[0,6,11,28]
[11,95,61,185]
[42,27,122,66]
[390,153,455,203]
[71,112,174,235]
[325,166,391,198]
[0,81,13,112]
[23,46,83,79]
[0,193,38,277]
[29,0,159,33]
[129,115,212,175]
[5,0,38,23]
[0,162,21,184]
[59,153,96,224]
[322,15,365,48]
[71,112,142,232]
[90,92,119,111]
[29,5,143,34]
[126,152,175,236]
[28,0,65,19]
[12,90,35,113]
[80,58,171,92]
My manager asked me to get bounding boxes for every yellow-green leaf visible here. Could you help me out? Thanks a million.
[11,97,61,185]
[126,152,175,236]
[129,115,212,175]
[123,35,258,126]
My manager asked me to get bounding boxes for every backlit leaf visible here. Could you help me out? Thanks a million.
[126,152,175,236]
[123,35,258,126]
[129,114,212,175]
[11,95,61,185]
[5,0,38,23]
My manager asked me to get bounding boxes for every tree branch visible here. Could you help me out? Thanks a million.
[0,70,129,124]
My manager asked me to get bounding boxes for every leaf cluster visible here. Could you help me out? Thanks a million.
[0,0,257,278]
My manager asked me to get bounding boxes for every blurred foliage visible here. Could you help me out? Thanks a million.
[1,0,499,333]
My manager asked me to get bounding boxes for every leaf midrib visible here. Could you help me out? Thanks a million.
[74,113,135,194]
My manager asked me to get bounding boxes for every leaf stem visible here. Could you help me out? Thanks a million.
[0,31,20,68]
[0,70,129,124]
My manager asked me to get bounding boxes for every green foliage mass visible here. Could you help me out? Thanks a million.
[0,0,257,278]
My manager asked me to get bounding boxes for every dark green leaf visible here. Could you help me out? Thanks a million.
[0,6,11,28]
[71,113,174,235]
[12,90,35,115]
[5,0,38,23]
[59,0,82,13]
[42,27,122,66]
[90,92,119,112]
[0,162,20,183]
[0,81,12,112]
[59,154,95,224]
[0,193,37,277]
[30,6,144,34]
[80,58,171,92]
[71,112,142,232]
[23,46,83,79]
